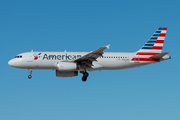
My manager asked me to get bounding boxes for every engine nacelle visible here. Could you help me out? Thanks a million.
[56,62,77,71]
[56,70,78,77]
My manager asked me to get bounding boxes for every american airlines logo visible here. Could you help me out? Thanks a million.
[43,53,81,60]
[34,53,41,60]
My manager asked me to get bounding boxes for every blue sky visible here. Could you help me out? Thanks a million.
[0,0,180,120]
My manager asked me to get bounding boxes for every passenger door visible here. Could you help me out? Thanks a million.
[27,53,34,62]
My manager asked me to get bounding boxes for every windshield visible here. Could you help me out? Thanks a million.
[15,55,22,58]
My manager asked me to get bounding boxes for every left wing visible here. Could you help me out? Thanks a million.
[74,44,110,67]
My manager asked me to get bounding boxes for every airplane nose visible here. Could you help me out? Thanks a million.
[8,59,14,67]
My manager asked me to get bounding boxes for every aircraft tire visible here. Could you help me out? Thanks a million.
[83,72,89,77]
[82,76,87,82]
[28,75,32,79]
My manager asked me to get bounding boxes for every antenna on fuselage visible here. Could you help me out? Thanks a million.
[31,50,33,52]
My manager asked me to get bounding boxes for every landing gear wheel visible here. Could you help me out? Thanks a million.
[81,71,89,82]
[28,69,32,79]
[82,76,87,82]
[28,75,32,79]
[83,72,89,77]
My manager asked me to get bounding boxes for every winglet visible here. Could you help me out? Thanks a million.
[106,44,110,49]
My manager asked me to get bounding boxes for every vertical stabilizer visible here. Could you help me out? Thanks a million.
[138,27,167,53]
[132,27,167,62]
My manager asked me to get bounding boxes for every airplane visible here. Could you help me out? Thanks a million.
[8,27,171,82]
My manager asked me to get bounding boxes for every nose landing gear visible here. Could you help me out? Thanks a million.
[81,71,89,82]
[28,69,32,79]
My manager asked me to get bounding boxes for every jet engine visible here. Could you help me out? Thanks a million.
[56,62,77,71]
[56,70,78,77]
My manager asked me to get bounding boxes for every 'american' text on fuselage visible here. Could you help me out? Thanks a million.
[42,53,81,60]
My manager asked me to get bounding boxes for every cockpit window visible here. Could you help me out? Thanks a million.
[15,55,22,58]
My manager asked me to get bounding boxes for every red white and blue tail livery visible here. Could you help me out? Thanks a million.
[8,27,171,82]
[132,27,168,62]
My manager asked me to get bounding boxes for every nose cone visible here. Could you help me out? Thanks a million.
[8,59,15,67]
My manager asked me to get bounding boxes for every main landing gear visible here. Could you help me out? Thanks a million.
[81,71,89,82]
[28,69,32,79]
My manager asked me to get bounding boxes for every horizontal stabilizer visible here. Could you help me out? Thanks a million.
[150,52,169,59]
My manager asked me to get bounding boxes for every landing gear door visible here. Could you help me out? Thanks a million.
[27,53,34,62]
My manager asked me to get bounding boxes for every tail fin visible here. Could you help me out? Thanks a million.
[138,27,167,54]
[132,27,168,62]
